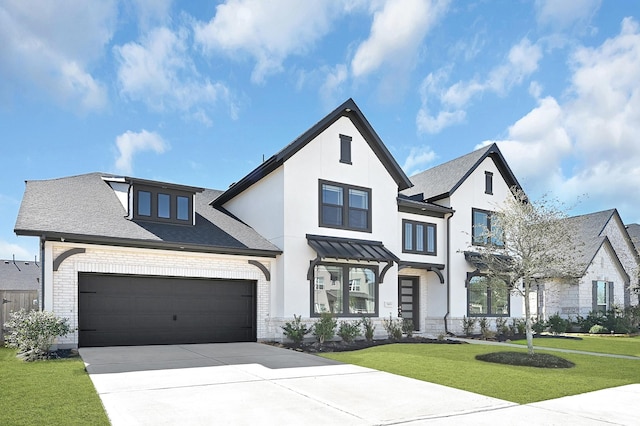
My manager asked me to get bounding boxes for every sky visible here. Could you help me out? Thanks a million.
[1,0,639,261]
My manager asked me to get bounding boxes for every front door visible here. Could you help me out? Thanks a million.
[399,277,419,331]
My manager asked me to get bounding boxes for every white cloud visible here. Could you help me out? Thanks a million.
[131,0,173,29]
[0,240,33,261]
[194,0,343,83]
[0,0,116,111]
[488,18,640,222]
[115,26,232,123]
[351,0,449,78]
[535,0,601,30]
[114,130,168,174]
[320,64,349,106]
[418,38,542,134]
[402,145,437,176]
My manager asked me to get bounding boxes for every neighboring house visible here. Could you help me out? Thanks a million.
[401,143,525,334]
[626,223,640,256]
[1,259,40,342]
[539,210,640,320]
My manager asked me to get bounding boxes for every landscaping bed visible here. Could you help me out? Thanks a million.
[266,336,464,353]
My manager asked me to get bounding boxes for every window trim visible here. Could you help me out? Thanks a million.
[485,171,493,195]
[319,180,372,232]
[402,219,437,255]
[311,262,379,318]
[339,134,352,164]
[466,272,510,317]
[592,280,614,312]
[133,184,194,225]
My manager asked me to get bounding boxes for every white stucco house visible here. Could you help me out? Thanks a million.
[14,99,636,348]
[538,209,640,320]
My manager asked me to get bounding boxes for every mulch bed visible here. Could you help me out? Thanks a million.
[265,336,464,353]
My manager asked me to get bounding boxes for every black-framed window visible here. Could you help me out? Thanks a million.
[319,180,371,232]
[485,171,493,195]
[312,263,378,317]
[340,134,352,164]
[402,220,436,255]
[467,275,509,317]
[472,208,503,246]
[133,185,193,224]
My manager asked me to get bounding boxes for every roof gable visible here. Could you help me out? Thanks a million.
[403,143,522,202]
[212,99,412,206]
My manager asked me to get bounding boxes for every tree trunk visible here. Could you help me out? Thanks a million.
[523,278,534,355]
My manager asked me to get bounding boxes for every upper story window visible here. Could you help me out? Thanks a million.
[402,220,436,255]
[340,134,352,164]
[485,171,493,195]
[472,208,503,246]
[133,185,193,225]
[319,180,371,232]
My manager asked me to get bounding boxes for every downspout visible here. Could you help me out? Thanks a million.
[40,236,45,311]
[443,211,454,335]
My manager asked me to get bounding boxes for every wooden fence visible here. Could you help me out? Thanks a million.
[1,290,39,344]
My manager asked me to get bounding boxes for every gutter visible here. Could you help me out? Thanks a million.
[443,210,455,335]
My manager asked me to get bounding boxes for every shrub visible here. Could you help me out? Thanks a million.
[547,313,569,334]
[495,317,509,336]
[461,316,476,336]
[281,314,311,345]
[531,318,546,334]
[337,320,361,343]
[313,312,337,344]
[589,324,608,334]
[4,309,72,361]
[382,316,403,340]
[401,319,414,338]
[361,316,376,341]
[479,317,495,339]
[579,307,637,334]
[513,318,527,335]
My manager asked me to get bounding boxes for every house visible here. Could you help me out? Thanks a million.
[401,143,525,333]
[1,258,41,342]
[15,99,586,348]
[626,223,640,256]
[538,210,640,320]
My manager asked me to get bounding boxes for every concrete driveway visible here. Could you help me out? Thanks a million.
[80,343,639,425]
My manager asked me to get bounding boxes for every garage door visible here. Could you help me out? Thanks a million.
[78,273,256,347]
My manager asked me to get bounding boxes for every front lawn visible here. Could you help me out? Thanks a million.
[320,343,640,404]
[0,347,109,426]
[512,335,640,357]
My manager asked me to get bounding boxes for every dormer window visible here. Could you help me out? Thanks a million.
[132,183,196,225]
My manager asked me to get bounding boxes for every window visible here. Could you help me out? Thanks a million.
[133,185,193,224]
[340,134,352,164]
[467,275,509,317]
[593,281,613,312]
[319,180,371,232]
[472,208,503,246]
[402,220,436,255]
[312,264,377,316]
[485,171,493,195]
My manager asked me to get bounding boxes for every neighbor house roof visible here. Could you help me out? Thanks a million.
[0,259,40,291]
[14,173,281,257]
[212,98,413,207]
[626,223,640,254]
[562,209,627,277]
[402,143,522,202]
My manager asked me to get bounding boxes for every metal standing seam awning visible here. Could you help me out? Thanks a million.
[397,261,446,284]
[306,234,400,284]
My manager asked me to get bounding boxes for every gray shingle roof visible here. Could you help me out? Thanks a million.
[562,209,617,273]
[626,223,640,253]
[402,143,521,202]
[0,259,40,290]
[14,173,281,256]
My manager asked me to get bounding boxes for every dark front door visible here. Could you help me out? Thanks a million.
[399,277,419,331]
[78,273,256,347]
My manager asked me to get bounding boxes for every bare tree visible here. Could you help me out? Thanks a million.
[471,188,582,355]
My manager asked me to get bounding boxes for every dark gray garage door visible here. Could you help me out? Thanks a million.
[78,273,256,347]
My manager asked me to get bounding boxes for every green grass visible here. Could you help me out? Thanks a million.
[511,335,640,357]
[320,343,640,404]
[0,347,109,426]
